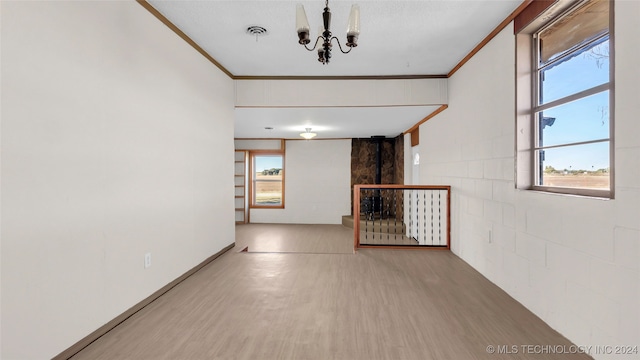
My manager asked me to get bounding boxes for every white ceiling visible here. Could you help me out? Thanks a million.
[235,105,441,138]
[145,0,524,139]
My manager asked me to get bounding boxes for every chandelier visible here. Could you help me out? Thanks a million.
[296,0,360,64]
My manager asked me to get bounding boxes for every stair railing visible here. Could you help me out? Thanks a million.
[353,184,451,250]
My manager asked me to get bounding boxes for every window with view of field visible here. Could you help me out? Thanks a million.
[525,0,613,197]
[251,153,284,207]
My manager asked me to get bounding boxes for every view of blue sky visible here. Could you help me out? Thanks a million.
[538,39,610,171]
[254,155,283,172]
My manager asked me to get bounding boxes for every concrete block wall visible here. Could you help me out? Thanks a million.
[417,2,639,357]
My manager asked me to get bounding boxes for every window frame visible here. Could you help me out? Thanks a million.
[249,150,285,209]
[516,0,615,199]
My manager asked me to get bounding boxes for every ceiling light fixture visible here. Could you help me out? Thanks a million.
[300,128,317,140]
[296,0,360,64]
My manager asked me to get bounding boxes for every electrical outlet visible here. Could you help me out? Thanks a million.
[144,253,151,269]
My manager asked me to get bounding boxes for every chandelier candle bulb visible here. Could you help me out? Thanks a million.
[346,4,360,47]
[296,4,310,44]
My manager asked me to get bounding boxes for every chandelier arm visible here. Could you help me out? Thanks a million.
[304,36,324,51]
[331,36,353,54]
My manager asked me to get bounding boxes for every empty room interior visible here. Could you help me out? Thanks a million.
[1,0,639,359]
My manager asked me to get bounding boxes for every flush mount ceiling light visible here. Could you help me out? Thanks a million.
[300,128,317,140]
[296,0,360,64]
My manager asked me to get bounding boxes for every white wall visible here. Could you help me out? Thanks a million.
[1,1,235,359]
[417,1,639,357]
[403,133,413,186]
[250,140,351,224]
[235,139,282,150]
[236,78,448,107]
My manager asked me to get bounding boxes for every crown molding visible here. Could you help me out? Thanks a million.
[233,75,447,80]
[136,0,234,78]
[403,105,449,134]
[447,0,534,77]
[139,0,535,82]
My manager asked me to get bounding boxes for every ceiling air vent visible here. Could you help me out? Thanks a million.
[246,26,268,41]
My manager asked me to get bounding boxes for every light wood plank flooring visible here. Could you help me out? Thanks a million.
[71,224,591,360]
[236,224,355,254]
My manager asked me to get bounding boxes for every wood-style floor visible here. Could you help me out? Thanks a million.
[71,224,591,360]
[236,224,355,254]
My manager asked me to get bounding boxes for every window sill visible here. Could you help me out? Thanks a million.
[524,186,613,200]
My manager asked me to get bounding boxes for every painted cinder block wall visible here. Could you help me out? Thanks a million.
[416,1,639,357]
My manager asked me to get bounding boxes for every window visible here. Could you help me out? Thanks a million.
[517,0,613,197]
[250,152,284,208]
